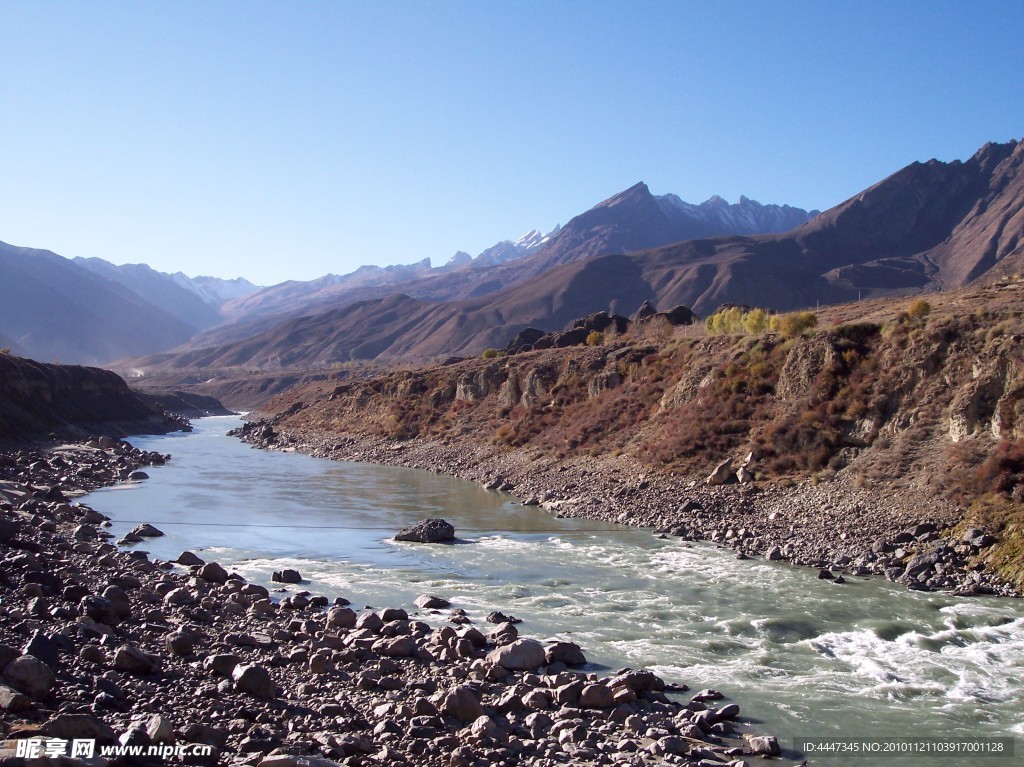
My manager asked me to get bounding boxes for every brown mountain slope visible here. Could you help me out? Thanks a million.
[130,139,1024,370]
[636,139,1024,312]
[126,256,656,369]
[182,187,815,350]
[241,280,1024,592]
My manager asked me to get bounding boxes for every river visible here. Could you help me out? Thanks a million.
[84,416,1024,765]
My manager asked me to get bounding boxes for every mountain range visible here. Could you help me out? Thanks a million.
[4,139,1021,371]
[0,189,817,365]
[128,139,1024,370]
[0,242,260,365]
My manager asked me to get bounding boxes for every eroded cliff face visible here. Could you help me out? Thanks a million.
[0,353,179,441]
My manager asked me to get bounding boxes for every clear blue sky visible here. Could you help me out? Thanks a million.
[2,1,1021,286]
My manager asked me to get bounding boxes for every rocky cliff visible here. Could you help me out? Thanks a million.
[0,353,182,442]
[239,280,1024,593]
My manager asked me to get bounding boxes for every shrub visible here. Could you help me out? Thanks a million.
[742,308,769,334]
[907,298,932,319]
[769,311,818,338]
[585,331,604,346]
[481,348,500,359]
[705,306,769,335]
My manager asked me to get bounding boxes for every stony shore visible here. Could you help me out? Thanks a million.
[233,420,1020,598]
[0,436,795,766]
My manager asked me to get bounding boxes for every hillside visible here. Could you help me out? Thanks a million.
[0,241,206,365]
[73,257,260,322]
[132,139,1024,371]
[0,353,182,441]
[239,280,1024,592]
[177,190,817,351]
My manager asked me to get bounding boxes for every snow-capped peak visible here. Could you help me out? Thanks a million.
[170,272,262,305]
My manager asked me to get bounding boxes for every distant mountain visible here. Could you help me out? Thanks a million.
[444,226,563,269]
[0,242,203,365]
[73,258,225,330]
[74,257,261,326]
[171,272,261,305]
[131,139,1024,370]
[632,138,1024,312]
[194,190,815,351]
[517,183,818,278]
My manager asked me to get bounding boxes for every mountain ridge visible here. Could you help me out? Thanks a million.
[126,139,1024,371]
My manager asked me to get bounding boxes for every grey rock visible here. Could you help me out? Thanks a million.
[113,644,160,674]
[196,562,229,584]
[394,518,455,543]
[746,735,781,756]
[204,653,241,676]
[23,631,59,669]
[544,641,586,667]
[165,629,197,656]
[176,551,205,566]
[706,458,734,486]
[146,714,175,744]
[232,663,276,698]
[414,594,451,610]
[356,612,384,633]
[272,568,302,584]
[164,587,195,606]
[327,606,357,629]
[579,683,615,708]
[440,684,483,723]
[2,655,55,699]
[486,611,521,624]
[42,713,117,744]
[0,683,32,711]
[487,638,545,671]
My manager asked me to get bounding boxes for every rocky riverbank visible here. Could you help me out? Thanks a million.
[0,438,796,766]
[232,420,1019,599]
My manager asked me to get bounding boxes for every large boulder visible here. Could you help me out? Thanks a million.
[631,300,657,324]
[487,639,546,671]
[131,523,164,538]
[545,641,587,667]
[394,518,455,543]
[42,713,117,744]
[572,311,627,334]
[113,644,160,675]
[506,328,547,354]
[327,606,357,629]
[0,683,32,712]
[175,551,205,566]
[272,569,302,584]
[662,305,698,326]
[232,664,275,699]
[705,458,734,486]
[415,594,450,610]
[439,685,483,723]
[746,735,782,756]
[2,655,55,699]
[196,562,229,584]
[578,683,615,708]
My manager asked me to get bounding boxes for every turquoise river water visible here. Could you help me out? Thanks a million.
[83,417,1024,766]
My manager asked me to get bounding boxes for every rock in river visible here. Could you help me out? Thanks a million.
[272,568,303,583]
[394,517,455,543]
